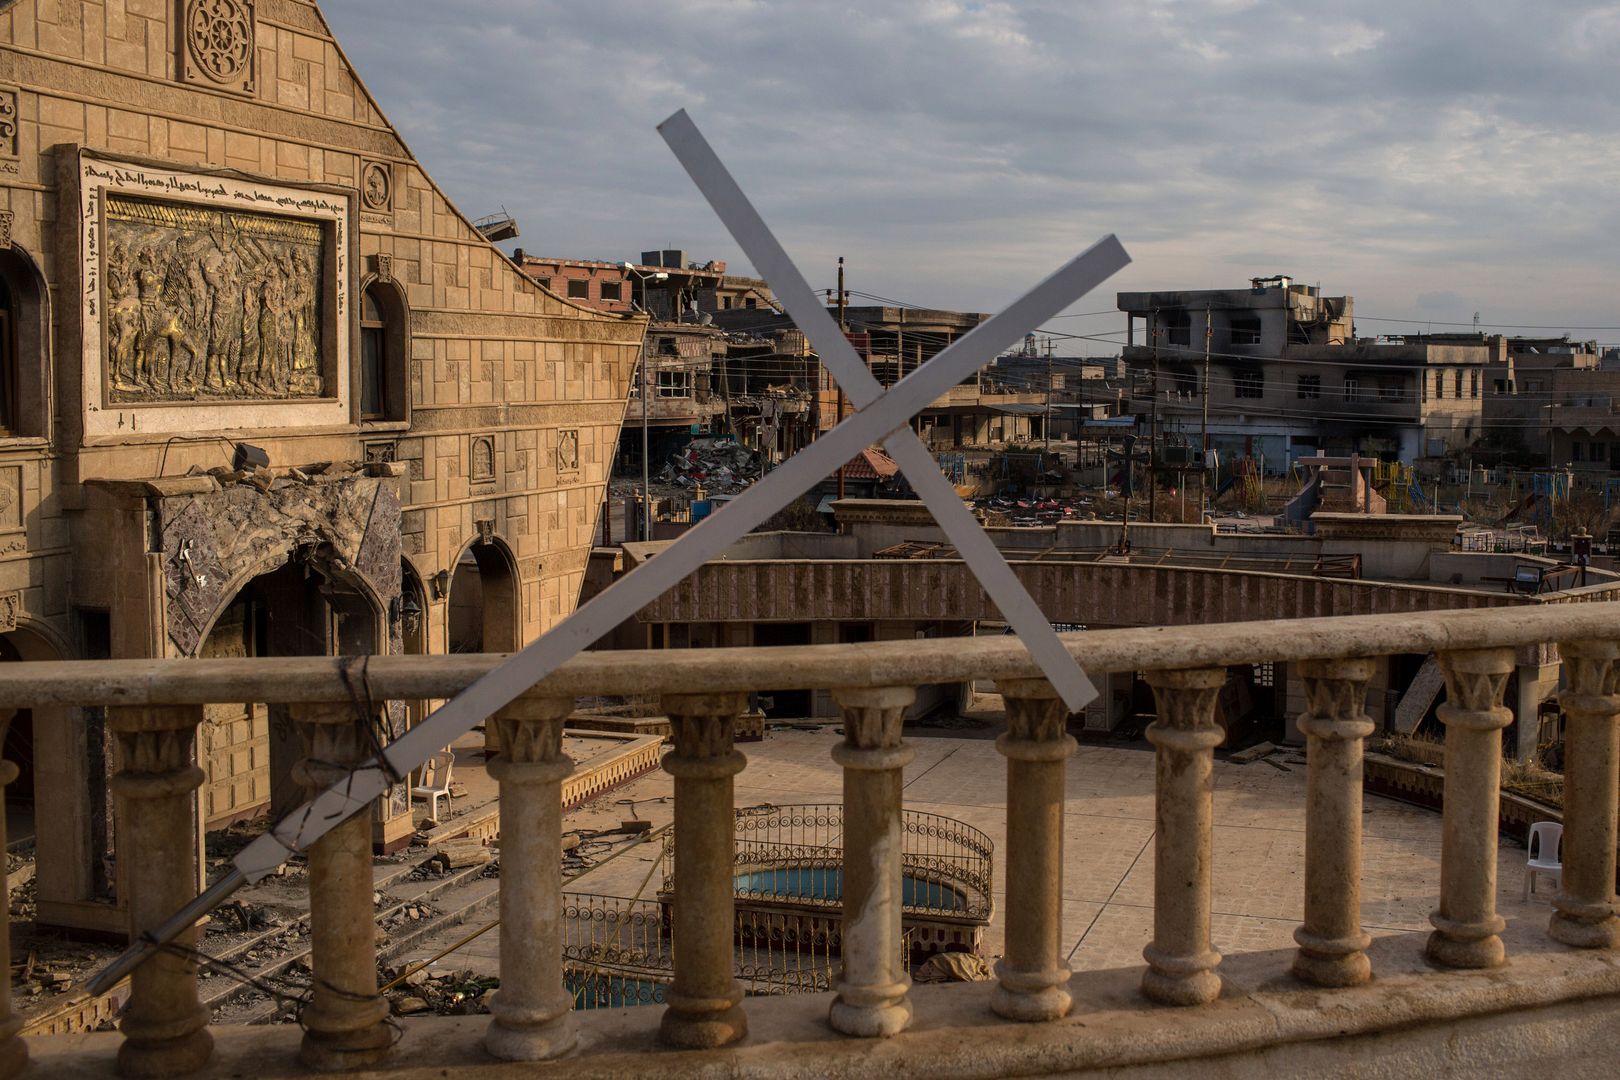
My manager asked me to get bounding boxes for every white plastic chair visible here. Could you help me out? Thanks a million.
[412,750,455,823]
[1523,821,1562,901]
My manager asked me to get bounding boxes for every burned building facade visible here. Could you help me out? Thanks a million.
[2,0,642,931]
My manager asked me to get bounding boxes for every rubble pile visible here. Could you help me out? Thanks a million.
[972,494,1094,526]
[382,963,499,1017]
[659,438,760,492]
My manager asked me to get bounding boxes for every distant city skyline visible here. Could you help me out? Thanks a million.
[327,1,1620,353]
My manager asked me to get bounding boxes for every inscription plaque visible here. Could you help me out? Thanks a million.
[78,153,353,438]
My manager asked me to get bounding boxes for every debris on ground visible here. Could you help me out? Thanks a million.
[1230,741,1278,764]
[912,952,993,983]
[380,963,499,1017]
[659,438,760,493]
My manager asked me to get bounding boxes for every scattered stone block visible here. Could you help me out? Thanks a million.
[1231,741,1277,764]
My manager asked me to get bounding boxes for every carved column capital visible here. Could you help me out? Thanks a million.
[995,678,1076,763]
[1436,648,1515,732]
[1144,668,1225,755]
[108,706,207,800]
[290,702,375,790]
[662,692,748,780]
[831,686,915,772]
[1559,639,1620,716]
[1297,657,1377,742]
[487,695,574,785]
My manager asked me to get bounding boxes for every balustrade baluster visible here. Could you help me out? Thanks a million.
[1550,640,1620,949]
[991,678,1076,1021]
[1292,658,1375,987]
[1142,668,1225,1005]
[658,692,749,1049]
[829,685,916,1037]
[485,694,578,1060]
[108,705,213,1078]
[0,713,22,1080]
[292,702,393,1070]
[1426,647,1515,969]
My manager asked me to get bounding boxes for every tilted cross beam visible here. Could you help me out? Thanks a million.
[86,111,1129,995]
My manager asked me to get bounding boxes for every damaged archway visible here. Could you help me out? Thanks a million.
[154,469,410,848]
[193,544,386,831]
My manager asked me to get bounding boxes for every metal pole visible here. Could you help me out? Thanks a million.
[836,256,847,500]
[1044,337,1053,453]
[641,336,651,541]
[1201,307,1211,519]
[1149,312,1160,523]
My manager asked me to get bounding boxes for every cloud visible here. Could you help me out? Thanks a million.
[322,0,1620,346]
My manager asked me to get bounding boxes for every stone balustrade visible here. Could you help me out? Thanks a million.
[0,603,1618,1077]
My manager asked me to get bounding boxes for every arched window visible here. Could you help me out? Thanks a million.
[357,279,408,423]
[0,274,14,433]
[0,247,48,440]
[360,286,387,419]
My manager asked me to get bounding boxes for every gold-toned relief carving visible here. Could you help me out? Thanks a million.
[558,429,580,472]
[105,195,326,403]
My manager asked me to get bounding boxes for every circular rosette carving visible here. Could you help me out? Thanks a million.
[187,0,254,84]
[361,162,392,210]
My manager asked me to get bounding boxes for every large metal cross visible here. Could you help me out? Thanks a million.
[87,111,1129,993]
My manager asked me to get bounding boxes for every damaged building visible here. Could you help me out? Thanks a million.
[1,1,642,933]
[1118,276,1493,469]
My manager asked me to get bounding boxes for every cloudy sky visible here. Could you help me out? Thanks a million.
[325,1,1620,352]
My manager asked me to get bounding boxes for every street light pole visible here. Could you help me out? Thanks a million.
[640,339,651,541]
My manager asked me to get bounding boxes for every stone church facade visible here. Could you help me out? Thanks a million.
[1,0,643,930]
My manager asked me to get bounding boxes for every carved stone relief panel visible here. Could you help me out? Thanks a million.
[179,0,257,95]
[558,429,580,472]
[0,210,12,249]
[78,153,352,438]
[360,161,392,211]
[0,592,16,633]
[471,436,495,483]
[104,195,327,403]
[0,466,21,532]
[364,440,398,465]
[0,86,17,161]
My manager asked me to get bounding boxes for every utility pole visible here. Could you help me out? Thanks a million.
[639,337,651,541]
[1201,306,1211,519]
[836,255,847,500]
[1148,312,1160,522]
[1043,337,1054,453]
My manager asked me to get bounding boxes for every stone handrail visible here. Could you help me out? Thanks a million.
[2,600,1618,1075]
[2,603,1619,707]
